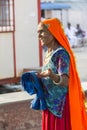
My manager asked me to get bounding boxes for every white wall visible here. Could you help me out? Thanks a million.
[67,3,87,32]
[41,0,55,2]
[15,0,39,76]
[0,33,14,78]
[0,0,39,79]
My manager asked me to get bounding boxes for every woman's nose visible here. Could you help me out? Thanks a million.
[38,32,43,38]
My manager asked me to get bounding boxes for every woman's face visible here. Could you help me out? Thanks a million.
[37,22,54,47]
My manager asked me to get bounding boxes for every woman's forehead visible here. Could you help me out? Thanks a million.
[38,22,47,31]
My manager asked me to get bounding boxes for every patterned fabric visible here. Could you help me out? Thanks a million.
[42,94,71,130]
[42,18,87,130]
[41,47,70,117]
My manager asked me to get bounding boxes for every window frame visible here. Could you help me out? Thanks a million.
[0,0,15,32]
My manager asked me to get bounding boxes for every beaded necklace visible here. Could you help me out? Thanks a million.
[43,50,53,65]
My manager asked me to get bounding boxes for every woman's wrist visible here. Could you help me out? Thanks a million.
[53,74,62,85]
[49,72,62,84]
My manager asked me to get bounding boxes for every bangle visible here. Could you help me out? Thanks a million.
[53,74,62,85]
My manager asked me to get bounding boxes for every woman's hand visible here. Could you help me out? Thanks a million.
[37,68,69,86]
[37,68,52,78]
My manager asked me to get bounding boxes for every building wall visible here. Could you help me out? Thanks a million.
[0,33,14,79]
[0,100,41,130]
[15,0,39,76]
[0,0,40,81]
[41,0,87,32]
[41,0,55,2]
[67,2,87,31]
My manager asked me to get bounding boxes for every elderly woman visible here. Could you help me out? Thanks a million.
[37,18,87,130]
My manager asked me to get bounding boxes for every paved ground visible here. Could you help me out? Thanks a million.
[72,45,87,82]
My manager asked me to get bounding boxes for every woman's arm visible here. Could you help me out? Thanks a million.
[37,69,69,87]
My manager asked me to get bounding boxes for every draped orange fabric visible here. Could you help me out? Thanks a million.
[42,18,87,130]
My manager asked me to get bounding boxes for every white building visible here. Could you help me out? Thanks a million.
[0,0,41,84]
[41,0,87,32]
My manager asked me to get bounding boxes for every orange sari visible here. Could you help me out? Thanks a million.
[42,18,87,130]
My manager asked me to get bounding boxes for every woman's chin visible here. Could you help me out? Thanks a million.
[41,42,45,47]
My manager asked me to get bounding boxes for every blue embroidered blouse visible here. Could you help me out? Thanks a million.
[41,47,70,118]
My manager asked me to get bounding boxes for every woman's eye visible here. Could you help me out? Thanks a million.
[41,30,44,34]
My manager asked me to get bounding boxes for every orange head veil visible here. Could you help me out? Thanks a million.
[41,18,87,130]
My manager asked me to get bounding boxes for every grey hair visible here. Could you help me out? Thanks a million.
[44,23,50,28]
